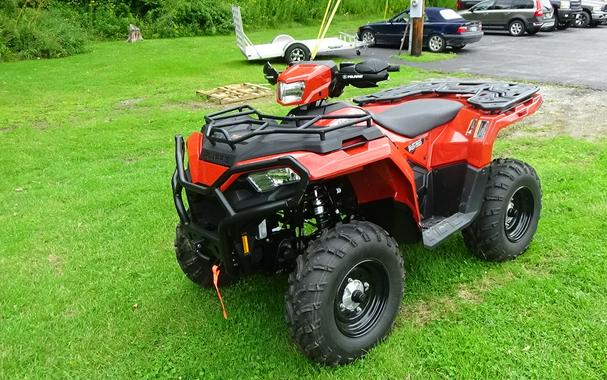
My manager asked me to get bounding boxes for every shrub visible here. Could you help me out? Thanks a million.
[144,0,232,39]
[0,5,87,61]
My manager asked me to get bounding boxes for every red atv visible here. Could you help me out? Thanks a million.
[171,59,542,365]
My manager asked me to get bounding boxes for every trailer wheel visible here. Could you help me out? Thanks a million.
[285,221,404,365]
[285,43,310,64]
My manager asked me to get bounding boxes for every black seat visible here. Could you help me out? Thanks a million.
[371,99,463,138]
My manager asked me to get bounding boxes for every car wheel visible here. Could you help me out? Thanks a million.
[463,159,542,262]
[285,221,404,365]
[508,20,526,36]
[575,11,590,27]
[285,43,310,64]
[427,34,446,53]
[361,30,376,46]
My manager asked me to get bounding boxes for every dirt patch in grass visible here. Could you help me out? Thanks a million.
[48,254,63,276]
[116,98,145,109]
[32,119,50,130]
[506,85,607,140]
[404,266,545,327]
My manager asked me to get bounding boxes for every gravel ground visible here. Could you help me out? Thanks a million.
[509,85,607,140]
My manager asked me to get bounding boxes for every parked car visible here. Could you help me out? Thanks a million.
[357,7,483,53]
[550,0,583,29]
[575,0,607,26]
[459,0,555,36]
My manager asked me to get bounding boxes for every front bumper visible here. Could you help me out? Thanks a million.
[558,8,582,20]
[592,10,607,24]
[444,31,484,46]
[541,18,556,30]
[171,135,309,274]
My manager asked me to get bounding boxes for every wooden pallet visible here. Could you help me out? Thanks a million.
[196,83,272,105]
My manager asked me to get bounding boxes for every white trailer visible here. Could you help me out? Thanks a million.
[232,6,367,64]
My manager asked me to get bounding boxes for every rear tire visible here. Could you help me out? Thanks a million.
[427,34,446,52]
[361,30,376,46]
[463,159,542,262]
[509,20,526,36]
[285,221,404,366]
[285,43,310,64]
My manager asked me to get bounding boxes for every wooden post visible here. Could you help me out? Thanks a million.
[411,17,423,56]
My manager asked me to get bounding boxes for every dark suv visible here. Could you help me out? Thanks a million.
[550,0,583,28]
[459,0,554,36]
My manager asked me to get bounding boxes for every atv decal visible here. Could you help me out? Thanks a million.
[407,139,423,153]
[475,121,489,139]
[466,119,478,136]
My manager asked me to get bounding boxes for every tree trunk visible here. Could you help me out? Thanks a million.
[127,24,143,43]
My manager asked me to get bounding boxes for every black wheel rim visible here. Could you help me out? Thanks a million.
[289,48,306,62]
[504,186,534,242]
[333,259,389,338]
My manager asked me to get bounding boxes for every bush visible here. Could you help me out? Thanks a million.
[144,0,232,39]
[0,2,87,61]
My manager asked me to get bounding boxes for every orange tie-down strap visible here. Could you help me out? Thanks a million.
[212,265,228,319]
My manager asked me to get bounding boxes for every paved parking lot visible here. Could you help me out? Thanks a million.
[359,26,607,89]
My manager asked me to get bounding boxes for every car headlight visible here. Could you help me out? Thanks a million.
[278,81,305,103]
[560,0,570,9]
[247,168,301,193]
[593,5,602,11]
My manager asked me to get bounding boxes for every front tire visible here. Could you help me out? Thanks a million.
[175,224,213,287]
[576,11,591,27]
[285,221,404,366]
[463,159,542,262]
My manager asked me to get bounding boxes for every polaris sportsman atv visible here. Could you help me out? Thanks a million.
[171,59,542,365]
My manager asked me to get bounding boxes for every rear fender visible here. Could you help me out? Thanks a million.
[431,94,543,168]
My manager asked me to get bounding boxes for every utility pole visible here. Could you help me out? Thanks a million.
[409,0,424,56]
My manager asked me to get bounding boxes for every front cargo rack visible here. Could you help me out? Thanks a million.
[353,81,539,112]
[203,104,375,150]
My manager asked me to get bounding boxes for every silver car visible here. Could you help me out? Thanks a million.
[460,0,552,36]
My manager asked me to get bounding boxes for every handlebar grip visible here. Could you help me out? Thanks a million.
[388,65,400,72]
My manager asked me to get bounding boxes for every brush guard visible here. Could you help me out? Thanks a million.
[171,135,310,276]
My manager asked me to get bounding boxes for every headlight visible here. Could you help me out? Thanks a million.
[278,81,305,103]
[593,5,602,11]
[247,168,301,193]
[560,0,570,9]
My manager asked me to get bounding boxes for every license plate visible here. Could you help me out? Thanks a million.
[469,26,478,32]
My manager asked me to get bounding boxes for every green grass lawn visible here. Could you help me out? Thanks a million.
[1,18,607,379]
[399,51,457,63]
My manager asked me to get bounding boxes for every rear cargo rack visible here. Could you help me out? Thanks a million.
[203,105,374,150]
[353,81,539,112]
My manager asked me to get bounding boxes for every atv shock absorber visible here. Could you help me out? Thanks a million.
[308,185,335,230]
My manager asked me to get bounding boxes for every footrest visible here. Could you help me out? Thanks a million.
[422,212,477,249]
